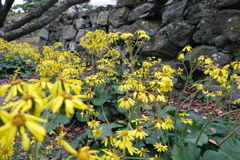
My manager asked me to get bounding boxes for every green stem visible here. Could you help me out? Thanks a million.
[196,96,224,144]
[217,126,240,146]
[33,140,40,160]
[45,111,60,129]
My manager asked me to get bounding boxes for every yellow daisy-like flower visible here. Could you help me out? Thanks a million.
[131,119,143,125]
[16,91,44,117]
[87,120,100,129]
[177,51,185,60]
[132,126,148,140]
[117,96,135,109]
[28,78,53,91]
[0,79,28,102]
[181,118,193,125]
[182,45,192,52]
[92,127,102,137]
[153,143,168,152]
[108,32,120,43]
[0,110,47,150]
[117,82,132,92]
[160,79,173,92]
[156,93,166,102]
[102,149,121,160]
[141,114,150,121]
[60,140,100,160]
[154,119,167,130]
[137,148,149,158]
[120,32,134,39]
[0,145,14,160]
[84,89,95,98]
[102,135,117,147]
[48,92,88,117]
[138,90,155,104]
[178,112,190,116]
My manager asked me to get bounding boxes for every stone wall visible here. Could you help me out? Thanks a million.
[39,0,240,65]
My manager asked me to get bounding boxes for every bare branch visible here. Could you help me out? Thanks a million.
[2,0,89,41]
[0,0,14,27]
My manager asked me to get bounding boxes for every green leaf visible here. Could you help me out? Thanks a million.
[200,150,228,160]
[184,131,208,146]
[91,88,108,106]
[172,142,201,160]
[70,132,88,149]
[75,110,87,122]
[95,106,112,122]
[46,112,72,133]
[218,137,240,160]
[145,136,157,145]
[205,122,228,135]
[85,123,124,140]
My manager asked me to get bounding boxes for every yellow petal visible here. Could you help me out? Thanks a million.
[0,84,11,96]
[61,140,77,154]
[20,127,30,150]
[25,121,46,141]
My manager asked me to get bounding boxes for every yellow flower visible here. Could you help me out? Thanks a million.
[131,119,142,125]
[60,140,100,160]
[156,93,166,102]
[160,79,173,92]
[117,96,135,109]
[120,32,134,39]
[102,135,117,147]
[150,155,159,160]
[0,145,14,160]
[48,92,88,117]
[197,55,213,65]
[177,51,184,60]
[117,82,132,92]
[153,143,168,152]
[92,127,102,137]
[28,78,53,91]
[181,118,193,125]
[154,119,167,130]
[132,126,148,140]
[138,90,155,103]
[0,110,47,150]
[115,138,138,155]
[212,67,229,83]
[141,21,148,25]
[102,149,121,160]
[178,112,190,116]
[182,45,192,52]
[16,91,44,117]
[84,89,95,98]
[137,148,149,158]
[87,120,100,129]
[0,79,28,102]
[141,114,150,121]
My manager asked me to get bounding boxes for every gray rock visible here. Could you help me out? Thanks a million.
[110,19,162,36]
[184,45,232,68]
[89,12,98,24]
[109,7,131,28]
[69,41,77,51]
[193,10,240,46]
[210,0,240,9]
[160,22,195,48]
[39,28,49,39]
[128,2,163,22]
[49,32,56,42]
[162,0,188,24]
[97,11,109,26]
[38,38,48,48]
[75,29,88,43]
[62,25,77,40]
[117,0,143,7]
[139,34,180,58]
[55,30,63,41]
[75,18,90,29]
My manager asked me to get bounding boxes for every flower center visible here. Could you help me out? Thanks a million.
[22,94,34,100]
[10,79,22,86]
[12,113,26,127]
[137,126,142,132]
[61,92,72,99]
[123,96,129,101]
[122,130,128,136]
[77,150,89,160]
[56,77,66,82]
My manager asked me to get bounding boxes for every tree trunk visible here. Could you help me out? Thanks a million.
[0,0,90,41]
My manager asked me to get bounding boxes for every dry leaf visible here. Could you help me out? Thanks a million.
[210,128,217,133]
[74,127,81,132]
[194,108,199,113]
[215,109,223,115]
[209,139,217,145]
[187,129,192,133]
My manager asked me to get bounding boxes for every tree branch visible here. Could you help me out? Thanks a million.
[1,0,89,41]
[0,0,14,27]
[3,0,58,32]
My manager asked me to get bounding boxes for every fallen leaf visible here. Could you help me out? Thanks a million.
[74,127,81,132]
[209,139,217,145]
[194,108,199,113]
[187,129,192,133]
[210,128,217,133]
